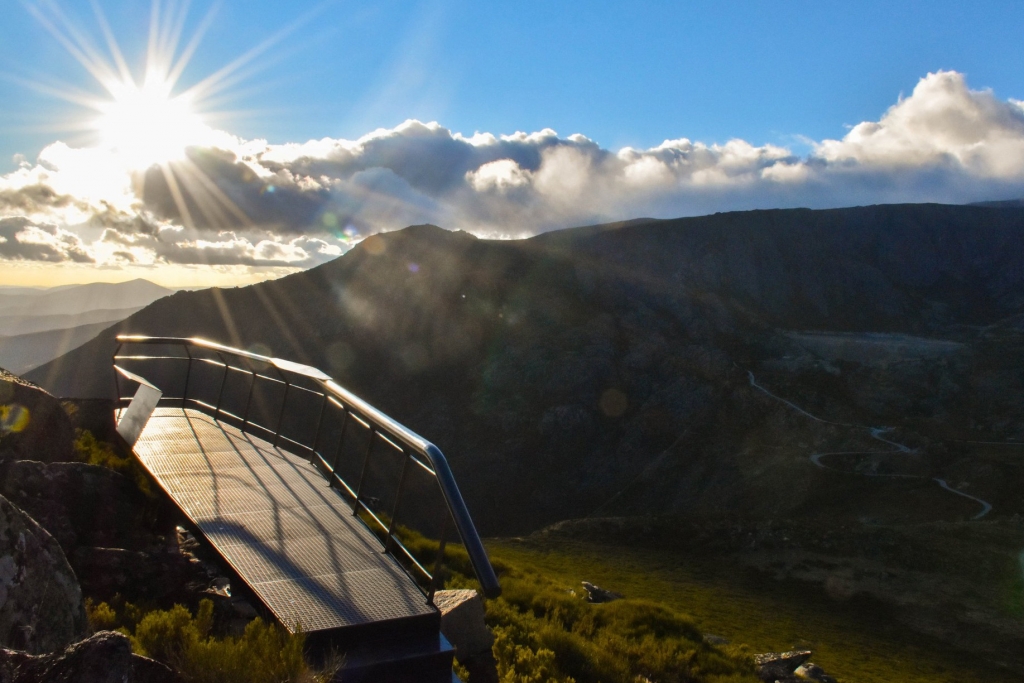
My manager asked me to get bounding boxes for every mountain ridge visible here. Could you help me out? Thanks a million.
[26,202,1024,533]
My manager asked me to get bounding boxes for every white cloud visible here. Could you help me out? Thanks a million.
[2,70,1024,274]
[0,217,93,262]
[815,71,1024,179]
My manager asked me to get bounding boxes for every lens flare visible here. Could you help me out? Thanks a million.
[0,404,31,435]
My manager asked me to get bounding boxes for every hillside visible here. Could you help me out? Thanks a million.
[27,203,1024,671]
[28,204,1024,532]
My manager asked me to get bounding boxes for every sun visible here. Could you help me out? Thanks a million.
[95,71,213,169]
[23,0,320,226]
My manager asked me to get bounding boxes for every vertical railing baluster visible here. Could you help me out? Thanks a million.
[310,392,328,457]
[214,352,229,419]
[353,429,375,515]
[241,370,256,432]
[329,408,350,486]
[427,514,450,604]
[181,344,194,408]
[112,342,123,417]
[273,380,290,447]
[384,455,411,553]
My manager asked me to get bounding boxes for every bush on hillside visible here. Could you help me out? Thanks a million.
[86,598,334,683]
[484,571,756,683]
[73,428,154,496]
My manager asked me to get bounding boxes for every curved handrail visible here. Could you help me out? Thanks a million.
[114,334,501,599]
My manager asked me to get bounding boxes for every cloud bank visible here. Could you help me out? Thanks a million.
[3,70,1024,276]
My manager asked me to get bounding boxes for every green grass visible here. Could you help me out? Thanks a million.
[394,525,756,682]
[486,537,1018,683]
[481,567,756,683]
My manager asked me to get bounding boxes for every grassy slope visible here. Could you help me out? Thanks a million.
[488,537,1017,683]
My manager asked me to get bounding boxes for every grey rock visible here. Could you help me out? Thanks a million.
[433,589,494,659]
[581,581,623,603]
[0,494,86,654]
[0,630,177,682]
[0,461,149,553]
[0,372,75,464]
[794,662,838,683]
[754,651,813,682]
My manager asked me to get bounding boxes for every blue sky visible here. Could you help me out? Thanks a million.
[2,0,1024,286]
[3,0,1022,169]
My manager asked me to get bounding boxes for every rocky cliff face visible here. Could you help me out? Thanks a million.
[0,494,86,654]
[0,370,204,678]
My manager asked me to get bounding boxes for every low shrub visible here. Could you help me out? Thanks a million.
[73,428,155,496]
[86,598,332,683]
[483,571,757,683]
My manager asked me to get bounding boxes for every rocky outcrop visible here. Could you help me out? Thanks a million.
[0,494,86,654]
[0,372,75,464]
[753,651,813,682]
[794,662,838,683]
[0,630,177,683]
[581,581,622,603]
[0,461,149,552]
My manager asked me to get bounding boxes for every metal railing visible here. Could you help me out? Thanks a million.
[113,334,501,601]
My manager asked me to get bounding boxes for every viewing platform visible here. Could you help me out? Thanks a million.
[113,336,499,682]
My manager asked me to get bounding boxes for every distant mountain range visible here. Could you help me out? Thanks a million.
[0,322,114,375]
[0,279,173,318]
[0,279,173,373]
[26,204,1024,534]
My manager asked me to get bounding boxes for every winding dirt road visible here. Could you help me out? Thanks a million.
[748,371,993,520]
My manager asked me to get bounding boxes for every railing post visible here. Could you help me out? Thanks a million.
[384,455,411,552]
[329,409,349,487]
[310,393,328,458]
[181,344,194,408]
[214,352,229,419]
[427,514,449,604]
[273,380,290,447]
[112,342,123,414]
[353,430,376,515]
[241,370,256,432]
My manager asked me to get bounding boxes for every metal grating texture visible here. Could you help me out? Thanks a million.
[133,408,436,633]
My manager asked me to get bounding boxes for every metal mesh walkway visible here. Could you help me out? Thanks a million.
[133,408,436,633]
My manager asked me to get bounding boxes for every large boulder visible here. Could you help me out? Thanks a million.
[0,630,177,683]
[0,372,75,464]
[754,651,813,682]
[0,494,86,654]
[0,461,149,552]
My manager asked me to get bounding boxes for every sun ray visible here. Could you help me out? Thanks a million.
[89,0,132,85]
[21,1,118,90]
[166,4,220,90]
[16,0,345,240]
[179,1,330,103]
[158,163,196,230]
